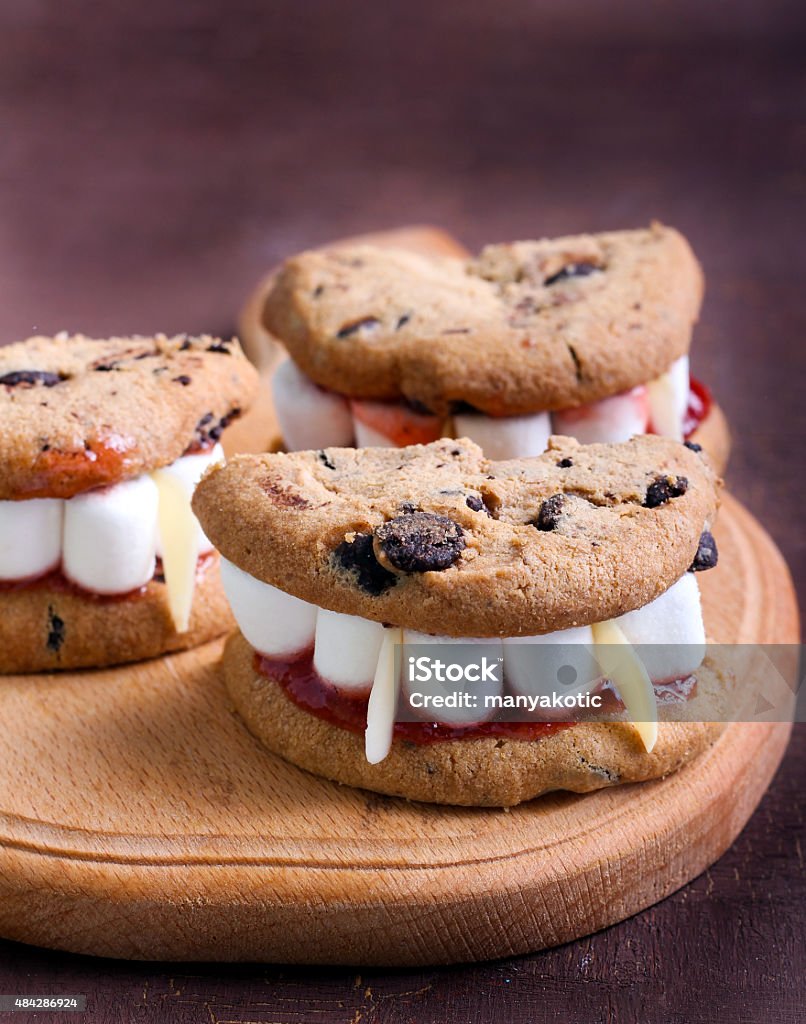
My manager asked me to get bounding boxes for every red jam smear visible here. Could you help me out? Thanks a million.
[13,435,137,500]
[255,651,698,744]
[683,376,712,440]
[0,552,215,603]
[10,434,216,500]
[257,651,570,744]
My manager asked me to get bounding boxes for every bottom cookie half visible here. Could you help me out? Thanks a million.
[222,631,727,807]
[0,554,233,673]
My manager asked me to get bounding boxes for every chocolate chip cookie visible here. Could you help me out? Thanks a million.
[193,434,719,637]
[0,332,258,499]
[263,223,702,417]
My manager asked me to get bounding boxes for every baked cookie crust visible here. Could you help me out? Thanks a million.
[223,631,727,807]
[0,554,233,673]
[193,435,719,637]
[0,333,259,499]
[263,224,702,417]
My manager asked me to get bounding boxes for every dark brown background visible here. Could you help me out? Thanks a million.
[0,2,803,1021]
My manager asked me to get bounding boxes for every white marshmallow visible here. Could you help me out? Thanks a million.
[220,557,317,658]
[669,355,691,426]
[272,357,354,451]
[503,626,599,718]
[453,411,551,459]
[63,475,158,595]
[313,608,386,694]
[552,386,649,443]
[353,417,398,449]
[0,498,64,581]
[401,630,504,727]
[616,573,705,682]
[647,355,690,441]
[155,444,224,558]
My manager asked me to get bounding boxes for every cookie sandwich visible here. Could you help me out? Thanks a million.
[193,434,724,807]
[0,333,258,672]
[263,224,728,470]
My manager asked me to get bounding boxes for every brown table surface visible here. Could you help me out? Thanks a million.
[0,3,803,1021]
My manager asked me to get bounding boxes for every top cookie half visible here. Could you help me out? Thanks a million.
[0,333,259,499]
[263,223,702,417]
[193,434,719,637]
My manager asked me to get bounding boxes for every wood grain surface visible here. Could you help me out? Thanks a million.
[0,493,795,967]
[0,1,803,1020]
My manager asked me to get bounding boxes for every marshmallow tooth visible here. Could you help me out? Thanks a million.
[453,411,551,459]
[272,358,354,451]
[63,475,158,595]
[0,498,64,581]
[552,386,649,443]
[647,356,689,441]
[313,609,387,694]
[220,557,317,658]
[402,630,504,727]
[616,573,706,682]
[503,626,599,719]
[669,355,691,427]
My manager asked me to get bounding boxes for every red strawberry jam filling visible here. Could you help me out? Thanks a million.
[255,650,697,744]
[683,377,712,440]
[11,436,137,501]
[0,551,216,601]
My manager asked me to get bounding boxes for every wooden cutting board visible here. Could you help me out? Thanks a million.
[0,491,797,965]
[0,227,794,964]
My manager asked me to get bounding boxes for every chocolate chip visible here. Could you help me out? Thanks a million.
[645,475,689,508]
[403,397,433,415]
[194,408,240,445]
[0,370,63,388]
[336,317,380,339]
[317,450,336,470]
[451,400,480,415]
[557,457,573,468]
[689,530,718,572]
[466,495,484,512]
[478,487,501,519]
[259,476,311,508]
[313,284,325,298]
[173,375,192,386]
[534,494,566,531]
[333,534,397,595]
[179,338,192,351]
[93,363,120,372]
[395,313,411,330]
[684,441,703,453]
[46,607,65,652]
[374,512,465,573]
[544,262,601,286]
[207,341,232,354]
